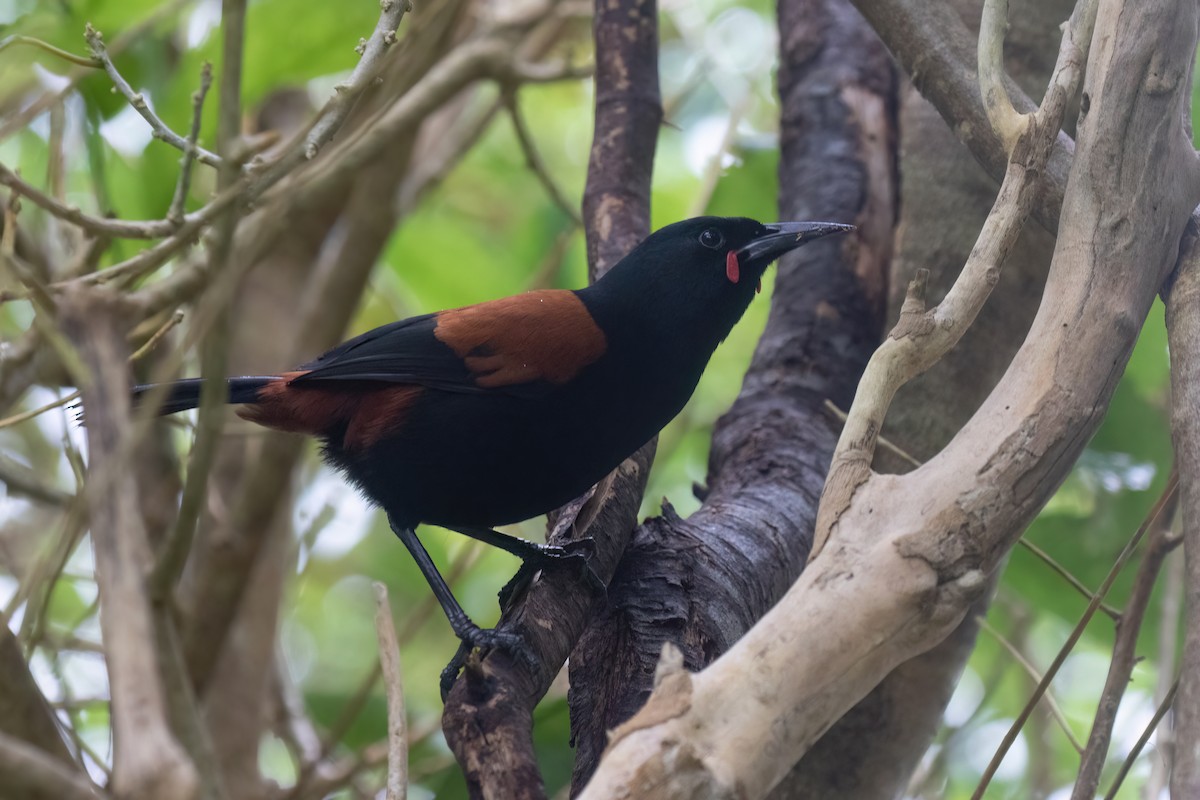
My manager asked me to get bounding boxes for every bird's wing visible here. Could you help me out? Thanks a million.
[288,290,607,397]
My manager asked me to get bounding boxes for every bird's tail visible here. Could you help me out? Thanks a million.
[133,376,277,416]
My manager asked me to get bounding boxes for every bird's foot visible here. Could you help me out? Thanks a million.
[530,537,606,597]
[439,624,539,698]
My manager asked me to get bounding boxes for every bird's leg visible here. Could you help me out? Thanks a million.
[442,524,604,599]
[386,518,535,684]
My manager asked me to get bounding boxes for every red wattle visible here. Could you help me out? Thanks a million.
[726,250,740,284]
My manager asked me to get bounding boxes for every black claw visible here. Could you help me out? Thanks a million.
[528,537,605,599]
[439,625,539,697]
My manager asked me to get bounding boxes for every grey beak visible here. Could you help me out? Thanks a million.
[736,221,855,263]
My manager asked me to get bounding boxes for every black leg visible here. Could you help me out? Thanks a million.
[442,524,602,593]
[387,516,528,657]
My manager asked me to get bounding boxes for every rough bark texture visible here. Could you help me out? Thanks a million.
[779,1,1071,795]
[569,0,896,790]
[441,2,660,798]
[1167,221,1200,799]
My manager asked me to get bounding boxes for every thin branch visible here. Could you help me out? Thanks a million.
[971,472,1179,800]
[1072,525,1179,799]
[304,0,413,159]
[84,24,222,168]
[977,0,1027,151]
[976,616,1083,753]
[505,93,583,225]
[1147,546,1184,797]
[0,34,100,68]
[1103,678,1178,800]
[1015,538,1121,621]
[168,63,214,225]
[373,584,409,800]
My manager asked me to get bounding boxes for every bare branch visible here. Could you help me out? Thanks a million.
[84,24,222,167]
[1071,526,1178,799]
[505,93,583,226]
[977,0,1027,150]
[304,0,413,159]
[972,475,1177,799]
[60,289,198,800]
[168,63,214,225]
[373,584,409,800]
[976,617,1083,753]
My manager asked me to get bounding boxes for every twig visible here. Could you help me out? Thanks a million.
[0,34,100,68]
[823,399,921,468]
[0,390,80,430]
[1071,523,1178,799]
[977,0,1027,151]
[373,584,408,800]
[84,24,222,168]
[149,0,247,603]
[168,63,214,225]
[1103,678,1178,799]
[0,0,195,144]
[289,545,483,798]
[1015,538,1121,621]
[304,0,413,159]
[0,162,190,240]
[505,92,583,225]
[1146,547,1184,797]
[970,471,1178,800]
[976,616,1083,753]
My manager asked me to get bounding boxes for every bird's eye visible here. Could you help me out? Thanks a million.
[699,228,724,249]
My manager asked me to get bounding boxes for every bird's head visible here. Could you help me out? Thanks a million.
[595,216,854,342]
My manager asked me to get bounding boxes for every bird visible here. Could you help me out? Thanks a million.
[135,216,852,665]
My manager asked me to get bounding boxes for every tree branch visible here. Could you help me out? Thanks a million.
[60,288,198,800]
[1166,217,1200,798]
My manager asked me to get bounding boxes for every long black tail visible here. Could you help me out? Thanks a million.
[133,376,277,416]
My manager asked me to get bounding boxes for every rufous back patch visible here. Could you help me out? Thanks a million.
[434,290,607,388]
[239,371,421,450]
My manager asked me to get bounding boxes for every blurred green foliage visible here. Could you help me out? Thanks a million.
[0,1,1185,798]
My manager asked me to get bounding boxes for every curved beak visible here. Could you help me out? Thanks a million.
[736,221,855,263]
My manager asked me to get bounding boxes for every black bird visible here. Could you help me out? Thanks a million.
[137,216,852,659]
